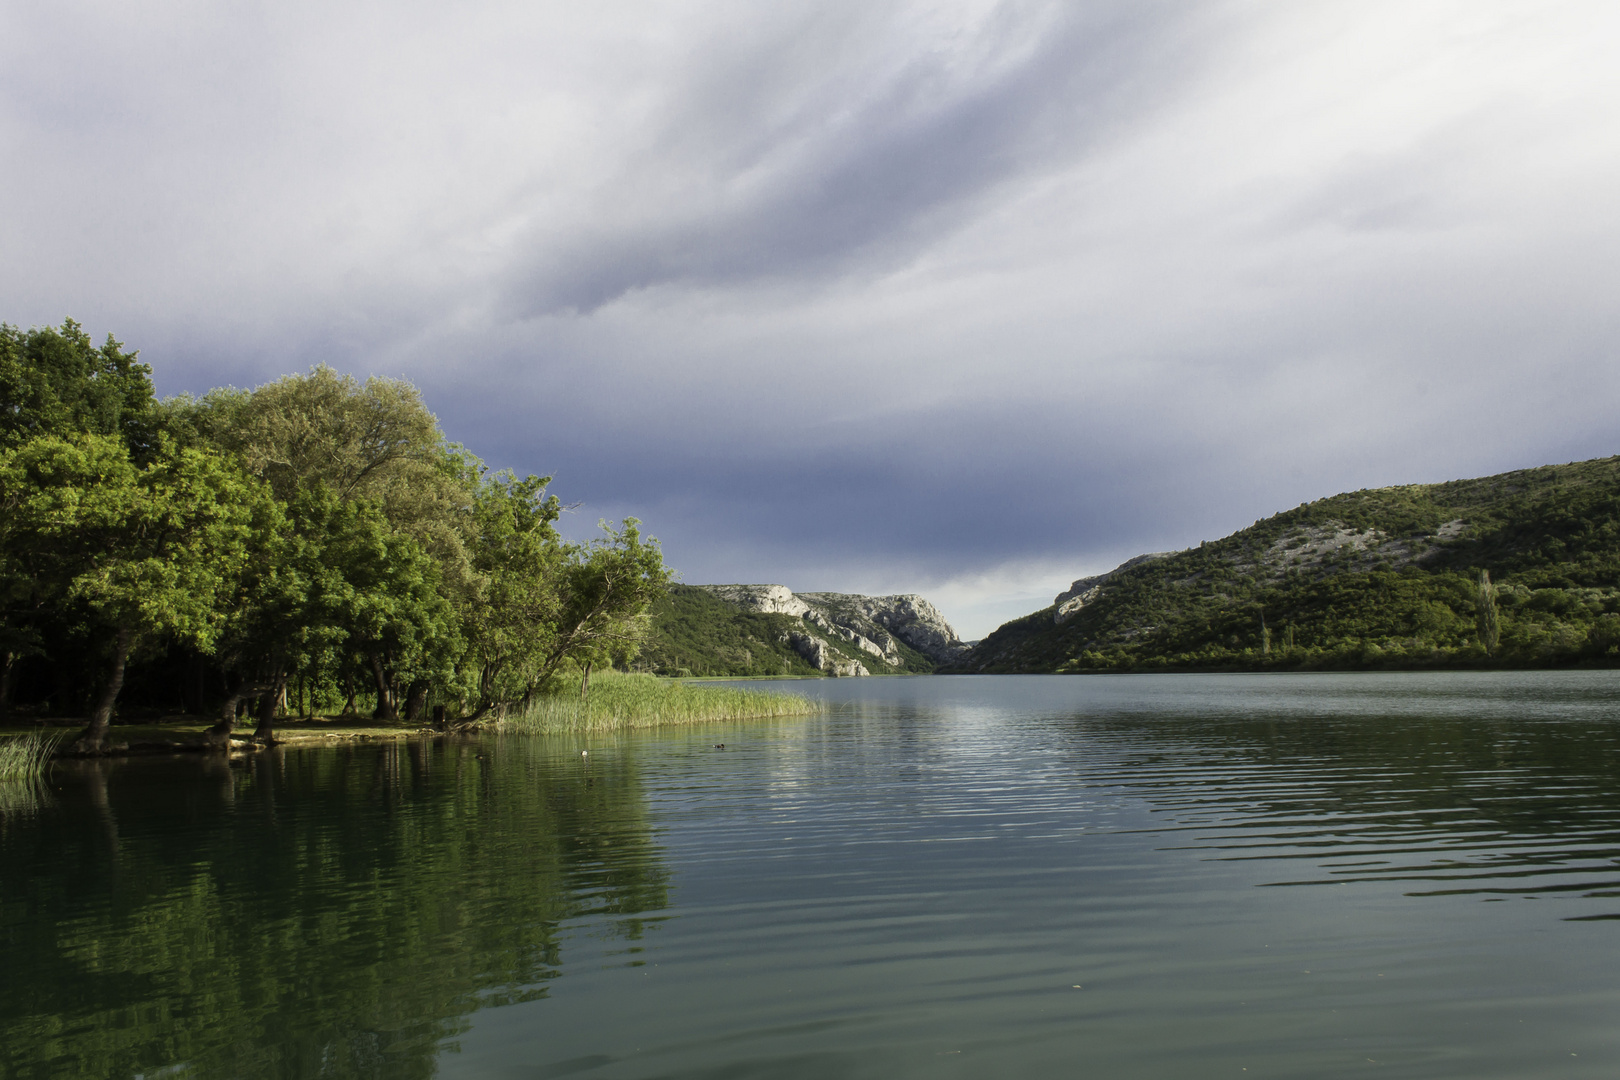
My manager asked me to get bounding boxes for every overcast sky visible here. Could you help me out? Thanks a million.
[5,0,1619,638]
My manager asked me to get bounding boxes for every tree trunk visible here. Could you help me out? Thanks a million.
[404,680,429,724]
[341,668,357,717]
[75,625,135,753]
[205,677,253,748]
[478,661,500,714]
[369,654,398,723]
[181,651,208,716]
[580,661,593,703]
[253,672,286,745]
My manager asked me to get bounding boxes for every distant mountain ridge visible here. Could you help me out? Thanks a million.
[640,584,967,678]
[950,453,1620,673]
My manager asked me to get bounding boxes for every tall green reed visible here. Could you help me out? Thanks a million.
[0,729,57,782]
[498,671,818,734]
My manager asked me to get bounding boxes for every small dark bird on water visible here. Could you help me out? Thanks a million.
[714,743,725,749]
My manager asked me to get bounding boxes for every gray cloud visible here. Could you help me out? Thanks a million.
[504,1,1208,312]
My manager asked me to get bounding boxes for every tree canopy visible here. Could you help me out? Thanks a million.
[0,321,670,741]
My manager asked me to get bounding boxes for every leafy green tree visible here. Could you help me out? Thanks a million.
[548,519,671,704]
[204,486,358,744]
[169,365,479,594]
[459,471,566,719]
[2,321,679,726]
[0,320,155,456]
[0,434,270,749]
[322,497,461,723]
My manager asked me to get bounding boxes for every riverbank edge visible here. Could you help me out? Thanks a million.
[1,718,427,758]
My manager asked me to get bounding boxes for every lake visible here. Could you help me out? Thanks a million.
[5,671,1620,1078]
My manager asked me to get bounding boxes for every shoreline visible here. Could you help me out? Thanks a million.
[4,717,427,757]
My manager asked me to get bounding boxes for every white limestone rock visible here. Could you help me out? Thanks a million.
[798,592,969,665]
[695,584,810,618]
[698,584,969,666]
[781,630,869,677]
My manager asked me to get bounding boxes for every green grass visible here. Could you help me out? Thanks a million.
[498,671,820,733]
[0,729,58,782]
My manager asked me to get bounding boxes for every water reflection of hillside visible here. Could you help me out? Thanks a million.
[1066,703,1620,908]
[0,738,669,1080]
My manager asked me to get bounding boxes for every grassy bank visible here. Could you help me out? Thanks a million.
[499,671,819,734]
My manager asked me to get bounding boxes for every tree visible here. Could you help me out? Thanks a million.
[204,487,339,745]
[321,495,461,724]
[169,365,479,592]
[0,434,270,750]
[545,519,671,704]
[459,471,566,719]
[0,320,156,457]
[0,470,52,723]
[1477,569,1501,655]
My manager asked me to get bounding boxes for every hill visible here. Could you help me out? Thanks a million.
[638,585,964,677]
[949,454,1620,673]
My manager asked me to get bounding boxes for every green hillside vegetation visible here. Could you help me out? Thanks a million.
[638,585,936,677]
[954,455,1620,673]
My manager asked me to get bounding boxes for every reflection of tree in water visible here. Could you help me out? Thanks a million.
[0,738,669,1079]
[1065,707,1620,900]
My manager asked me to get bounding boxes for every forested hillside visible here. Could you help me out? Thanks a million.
[1,320,669,748]
[952,455,1620,673]
[638,585,938,677]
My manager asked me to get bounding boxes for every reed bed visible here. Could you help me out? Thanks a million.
[0,729,58,782]
[498,672,819,734]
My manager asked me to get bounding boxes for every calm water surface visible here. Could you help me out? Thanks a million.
[6,672,1620,1078]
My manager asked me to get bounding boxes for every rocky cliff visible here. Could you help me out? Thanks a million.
[691,585,969,675]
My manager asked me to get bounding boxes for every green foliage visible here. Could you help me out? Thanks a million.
[460,471,566,710]
[549,518,672,685]
[2,432,274,742]
[959,454,1620,673]
[164,365,480,593]
[0,320,155,457]
[0,321,673,728]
